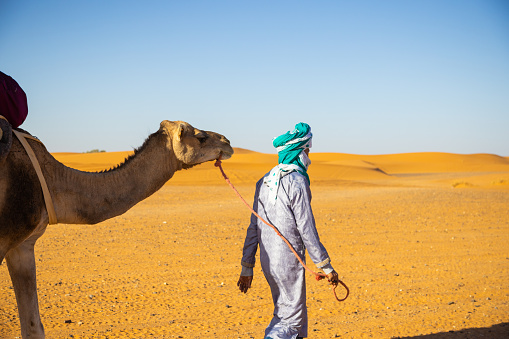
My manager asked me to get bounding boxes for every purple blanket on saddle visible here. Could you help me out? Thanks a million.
[0,71,28,128]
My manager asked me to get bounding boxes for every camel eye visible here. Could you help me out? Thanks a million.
[196,133,208,144]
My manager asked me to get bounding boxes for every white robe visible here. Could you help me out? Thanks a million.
[241,171,331,339]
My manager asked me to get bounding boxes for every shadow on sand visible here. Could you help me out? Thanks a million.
[393,322,508,338]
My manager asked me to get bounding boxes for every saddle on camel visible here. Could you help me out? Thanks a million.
[1,71,58,228]
[1,71,29,160]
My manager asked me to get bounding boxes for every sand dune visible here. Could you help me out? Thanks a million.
[53,149,509,188]
[1,149,508,338]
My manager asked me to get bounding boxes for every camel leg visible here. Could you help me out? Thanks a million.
[6,236,45,339]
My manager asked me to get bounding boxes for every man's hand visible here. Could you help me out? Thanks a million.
[237,275,253,293]
[326,270,339,287]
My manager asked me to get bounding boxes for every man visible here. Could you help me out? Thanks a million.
[237,122,339,339]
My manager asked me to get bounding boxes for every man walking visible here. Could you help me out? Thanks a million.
[238,122,339,339]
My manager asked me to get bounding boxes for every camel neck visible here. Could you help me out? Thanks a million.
[50,132,180,224]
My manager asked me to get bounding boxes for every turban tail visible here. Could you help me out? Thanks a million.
[273,122,312,183]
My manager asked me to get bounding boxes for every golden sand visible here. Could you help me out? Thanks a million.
[1,150,508,338]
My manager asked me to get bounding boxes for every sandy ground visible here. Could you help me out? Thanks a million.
[1,149,508,338]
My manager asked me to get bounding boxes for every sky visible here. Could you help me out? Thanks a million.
[1,0,508,155]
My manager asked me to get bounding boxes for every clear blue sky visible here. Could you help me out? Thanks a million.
[1,0,508,155]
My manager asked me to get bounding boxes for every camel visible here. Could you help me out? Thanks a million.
[0,120,233,339]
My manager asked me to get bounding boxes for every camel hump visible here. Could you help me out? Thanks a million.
[0,116,12,161]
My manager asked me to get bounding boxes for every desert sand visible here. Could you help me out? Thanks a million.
[1,149,508,338]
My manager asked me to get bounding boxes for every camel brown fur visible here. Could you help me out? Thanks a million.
[0,120,233,339]
[0,116,13,161]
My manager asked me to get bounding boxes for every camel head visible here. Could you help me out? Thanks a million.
[160,120,233,168]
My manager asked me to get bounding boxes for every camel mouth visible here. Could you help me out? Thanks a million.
[218,150,233,161]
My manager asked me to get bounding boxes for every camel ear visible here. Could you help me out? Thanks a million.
[160,120,182,140]
[176,123,185,142]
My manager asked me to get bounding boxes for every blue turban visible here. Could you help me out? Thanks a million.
[272,122,312,183]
